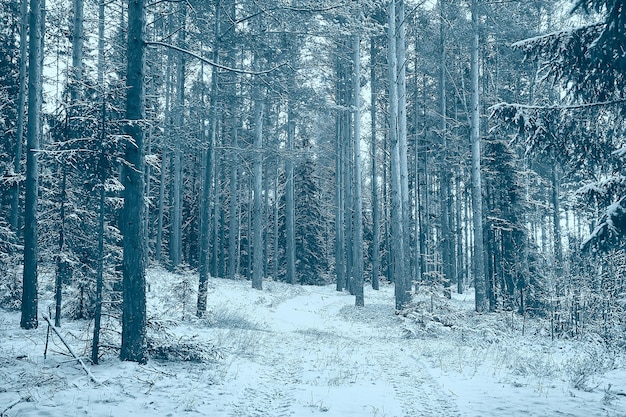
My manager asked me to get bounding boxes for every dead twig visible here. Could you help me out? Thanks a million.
[42,315,100,385]
[0,395,33,416]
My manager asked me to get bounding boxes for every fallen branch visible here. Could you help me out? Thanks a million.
[42,315,100,385]
[0,396,32,416]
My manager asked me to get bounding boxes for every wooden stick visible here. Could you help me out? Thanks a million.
[0,396,32,416]
[42,315,100,385]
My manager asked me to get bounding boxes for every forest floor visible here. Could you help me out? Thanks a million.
[1,267,626,416]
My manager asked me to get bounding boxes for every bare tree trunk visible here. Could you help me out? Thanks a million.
[212,160,220,277]
[552,161,563,268]
[335,98,345,291]
[455,173,464,294]
[228,124,239,279]
[120,0,148,363]
[252,82,264,291]
[273,162,280,280]
[11,0,29,235]
[155,8,174,264]
[439,0,454,298]
[470,0,487,313]
[91,0,106,364]
[370,37,380,291]
[170,2,186,268]
[388,0,408,310]
[397,0,411,306]
[54,169,67,327]
[352,33,364,307]
[21,0,43,330]
[286,107,296,284]
[71,0,83,97]
[197,9,219,315]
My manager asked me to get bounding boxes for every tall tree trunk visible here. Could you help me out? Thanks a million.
[335,94,345,291]
[197,17,218,315]
[212,157,221,277]
[388,0,408,310]
[54,169,67,327]
[397,0,411,306]
[272,162,279,280]
[415,72,426,284]
[170,3,186,268]
[228,123,239,279]
[21,0,43,330]
[286,107,296,284]
[344,73,354,295]
[71,0,83,100]
[352,33,364,307]
[470,0,487,313]
[120,0,148,363]
[252,80,264,291]
[455,174,464,294]
[439,0,454,298]
[91,0,106,364]
[370,37,380,291]
[11,0,29,235]
[155,8,174,263]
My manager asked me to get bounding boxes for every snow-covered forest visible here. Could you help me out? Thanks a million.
[1,0,626,415]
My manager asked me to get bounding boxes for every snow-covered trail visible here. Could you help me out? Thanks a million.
[221,283,460,417]
[2,269,625,417]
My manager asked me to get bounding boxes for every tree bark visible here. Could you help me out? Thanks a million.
[396,0,411,307]
[120,0,148,363]
[388,0,408,310]
[286,106,296,284]
[470,0,487,313]
[352,33,364,307]
[370,37,380,291]
[197,2,220,315]
[21,0,43,330]
[228,123,239,279]
[155,8,174,264]
[552,161,563,268]
[439,0,454,298]
[91,0,106,365]
[335,89,345,291]
[10,0,28,235]
[252,81,264,291]
[170,2,186,268]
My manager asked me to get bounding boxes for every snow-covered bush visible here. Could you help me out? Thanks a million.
[0,222,21,310]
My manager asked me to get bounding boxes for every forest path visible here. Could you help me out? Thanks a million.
[2,270,624,417]
[223,281,460,417]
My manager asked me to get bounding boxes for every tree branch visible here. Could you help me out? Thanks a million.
[491,98,626,113]
[146,41,285,75]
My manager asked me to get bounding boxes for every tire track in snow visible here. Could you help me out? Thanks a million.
[227,332,302,417]
[227,284,460,417]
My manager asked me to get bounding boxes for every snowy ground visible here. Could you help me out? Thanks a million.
[1,268,625,416]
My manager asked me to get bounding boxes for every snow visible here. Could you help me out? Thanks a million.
[1,268,625,416]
